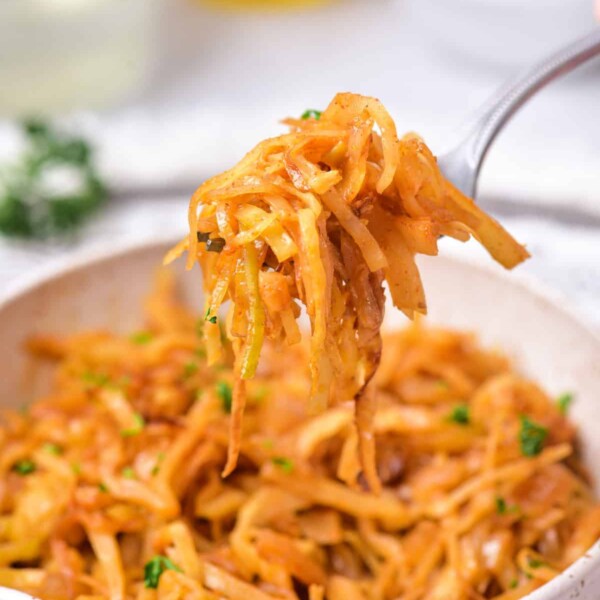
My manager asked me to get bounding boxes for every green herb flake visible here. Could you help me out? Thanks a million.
[13,459,36,476]
[527,557,546,569]
[216,381,233,413]
[495,496,507,514]
[98,482,109,493]
[122,466,136,479]
[519,416,548,457]
[71,462,82,476]
[205,309,217,324]
[24,119,49,138]
[301,109,322,120]
[42,442,62,456]
[556,392,574,415]
[151,452,166,476]
[130,331,153,345]
[272,456,294,474]
[448,404,470,425]
[121,412,145,438]
[495,495,520,515]
[183,362,199,379]
[509,579,518,589]
[143,555,182,589]
[82,371,110,388]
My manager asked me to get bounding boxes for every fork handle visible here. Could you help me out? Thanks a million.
[440,28,600,198]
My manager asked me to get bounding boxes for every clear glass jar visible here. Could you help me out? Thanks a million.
[0,0,162,118]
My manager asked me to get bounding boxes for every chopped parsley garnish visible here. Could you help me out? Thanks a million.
[216,381,233,413]
[205,308,217,324]
[509,579,518,589]
[448,404,470,425]
[98,482,109,493]
[495,496,520,515]
[151,452,166,476]
[183,362,199,379]
[301,109,322,120]
[272,456,294,474]
[527,557,546,569]
[122,466,136,479]
[0,119,107,239]
[556,392,574,415]
[82,371,111,388]
[495,496,508,514]
[130,331,153,345]
[143,555,182,589]
[13,459,36,476]
[42,442,62,456]
[150,452,166,477]
[519,416,548,457]
[121,413,145,437]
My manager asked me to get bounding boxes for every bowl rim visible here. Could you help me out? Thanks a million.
[2,232,599,345]
[0,233,599,600]
[0,588,36,600]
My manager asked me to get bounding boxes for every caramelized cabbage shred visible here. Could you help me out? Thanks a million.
[167,92,529,481]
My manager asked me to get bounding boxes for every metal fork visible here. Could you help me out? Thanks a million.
[438,28,600,198]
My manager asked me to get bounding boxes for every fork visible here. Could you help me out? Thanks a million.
[438,28,600,198]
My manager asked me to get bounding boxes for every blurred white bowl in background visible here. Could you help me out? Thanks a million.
[0,0,163,118]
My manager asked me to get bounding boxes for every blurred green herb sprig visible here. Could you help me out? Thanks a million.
[0,119,107,238]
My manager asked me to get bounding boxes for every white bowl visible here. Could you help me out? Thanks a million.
[0,236,599,599]
[0,589,36,600]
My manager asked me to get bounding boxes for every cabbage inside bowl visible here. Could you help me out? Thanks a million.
[0,237,599,599]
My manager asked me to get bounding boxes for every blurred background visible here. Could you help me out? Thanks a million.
[0,0,598,323]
